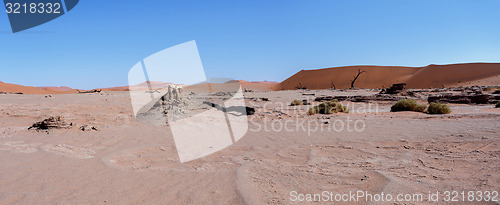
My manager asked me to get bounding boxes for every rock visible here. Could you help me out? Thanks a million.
[80,125,98,131]
[428,93,494,104]
[380,83,406,94]
[470,94,491,104]
[29,116,72,130]
[315,95,405,102]
[77,89,102,94]
[213,92,231,96]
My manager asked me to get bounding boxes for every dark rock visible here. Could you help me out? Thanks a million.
[315,95,404,102]
[80,125,98,131]
[428,94,494,104]
[29,116,71,130]
[380,83,406,94]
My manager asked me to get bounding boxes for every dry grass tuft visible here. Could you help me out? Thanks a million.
[391,99,427,113]
[427,102,451,114]
[290,100,304,106]
[308,100,349,115]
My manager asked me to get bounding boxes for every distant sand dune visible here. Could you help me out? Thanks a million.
[280,63,500,90]
[2,63,499,94]
[184,80,280,93]
[0,81,77,94]
[405,63,500,88]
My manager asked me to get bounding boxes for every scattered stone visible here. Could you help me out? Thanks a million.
[428,93,496,104]
[77,89,102,94]
[0,92,23,95]
[213,92,232,96]
[315,95,405,102]
[80,125,98,131]
[247,97,270,102]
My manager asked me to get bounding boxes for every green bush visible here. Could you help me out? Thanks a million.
[495,101,500,108]
[427,102,451,114]
[307,100,348,115]
[391,99,427,113]
[290,100,304,106]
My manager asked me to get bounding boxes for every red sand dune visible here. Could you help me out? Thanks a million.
[237,80,280,91]
[405,63,500,88]
[101,81,176,91]
[280,63,500,90]
[183,80,280,92]
[0,81,76,94]
[38,86,75,93]
[3,63,499,94]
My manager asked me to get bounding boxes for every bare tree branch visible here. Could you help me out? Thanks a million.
[350,69,366,89]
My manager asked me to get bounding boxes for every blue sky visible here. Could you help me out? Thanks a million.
[1,0,499,89]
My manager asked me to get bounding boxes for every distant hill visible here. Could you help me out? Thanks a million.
[101,81,177,91]
[0,81,77,94]
[3,63,499,94]
[184,80,280,92]
[280,63,500,90]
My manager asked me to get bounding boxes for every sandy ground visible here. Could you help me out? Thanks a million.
[0,90,499,204]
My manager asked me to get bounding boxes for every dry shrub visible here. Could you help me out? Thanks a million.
[427,102,451,114]
[495,101,500,108]
[290,100,303,106]
[307,100,348,115]
[391,99,427,113]
[415,104,427,112]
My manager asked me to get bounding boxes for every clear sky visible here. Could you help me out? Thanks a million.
[1,0,499,89]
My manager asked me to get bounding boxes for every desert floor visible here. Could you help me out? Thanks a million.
[0,90,499,204]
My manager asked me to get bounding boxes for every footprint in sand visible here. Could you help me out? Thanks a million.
[40,144,96,159]
[0,141,41,153]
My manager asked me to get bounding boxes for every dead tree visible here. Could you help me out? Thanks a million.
[295,83,306,90]
[350,69,366,89]
[331,80,336,89]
